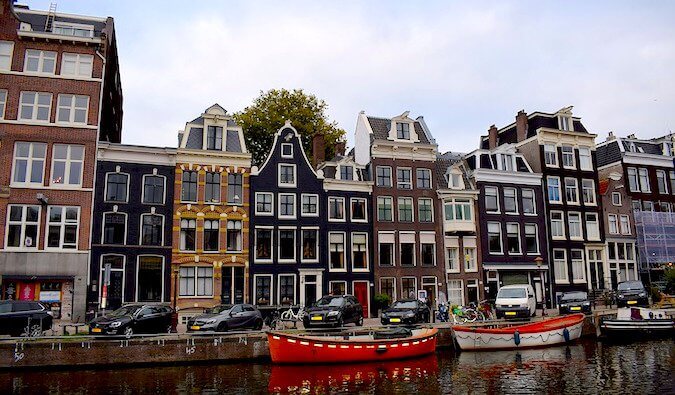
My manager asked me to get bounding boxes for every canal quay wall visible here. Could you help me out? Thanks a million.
[0,316,600,369]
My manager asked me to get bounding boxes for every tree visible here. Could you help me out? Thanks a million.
[234,89,346,166]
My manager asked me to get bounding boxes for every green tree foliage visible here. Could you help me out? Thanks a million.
[234,89,346,165]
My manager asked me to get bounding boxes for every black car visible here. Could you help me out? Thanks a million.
[303,295,363,328]
[558,291,592,315]
[616,281,649,307]
[187,304,263,332]
[0,300,53,337]
[380,299,430,325]
[89,304,174,337]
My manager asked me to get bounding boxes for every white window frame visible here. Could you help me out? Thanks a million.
[300,193,319,217]
[254,226,274,263]
[582,179,596,205]
[570,249,586,283]
[418,197,434,223]
[255,192,274,216]
[656,170,669,194]
[328,231,347,272]
[506,222,521,255]
[300,227,319,263]
[202,218,221,253]
[50,144,84,187]
[135,255,165,303]
[280,143,293,158]
[447,279,464,307]
[60,52,94,78]
[0,41,13,71]
[351,232,369,272]
[547,176,562,204]
[102,211,128,245]
[446,247,459,273]
[561,145,576,169]
[19,91,52,122]
[564,178,579,204]
[524,223,539,255]
[11,142,47,186]
[141,173,167,205]
[544,144,558,167]
[277,274,297,305]
[568,212,583,240]
[578,147,593,171]
[553,249,569,284]
[278,227,297,263]
[522,188,537,215]
[608,214,618,234]
[503,187,518,214]
[376,166,393,187]
[52,21,95,38]
[278,193,297,219]
[178,266,214,298]
[23,49,56,74]
[550,211,565,239]
[178,218,196,252]
[416,168,433,189]
[350,197,368,222]
[638,168,650,192]
[377,196,393,222]
[396,167,413,190]
[5,205,41,250]
[585,213,600,241]
[226,219,243,252]
[397,197,414,222]
[485,186,500,213]
[487,222,503,254]
[379,277,397,302]
[421,241,436,267]
[328,196,346,222]
[627,167,639,192]
[104,172,130,203]
[140,213,165,247]
[254,274,274,306]
[620,215,631,235]
[612,192,622,206]
[464,247,477,272]
[278,164,297,188]
[0,89,7,119]
[400,277,418,299]
[56,94,89,124]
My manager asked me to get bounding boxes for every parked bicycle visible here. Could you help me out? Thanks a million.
[474,299,495,321]
[451,305,479,324]
[280,306,305,322]
[436,303,450,322]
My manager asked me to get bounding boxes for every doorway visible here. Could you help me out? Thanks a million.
[299,270,323,307]
[100,255,124,311]
[353,281,370,317]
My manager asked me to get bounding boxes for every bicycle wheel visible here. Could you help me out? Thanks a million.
[464,309,478,322]
[280,310,292,321]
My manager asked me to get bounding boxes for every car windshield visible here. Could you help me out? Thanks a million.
[561,292,587,301]
[618,281,644,291]
[316,297,345,307]
[498,288,526,298]
[108,305,141,317]
[391,301,417,309]
[207,305,231,314]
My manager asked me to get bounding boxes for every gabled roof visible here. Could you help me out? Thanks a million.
[367,116,431,144]
[596,140,622,167]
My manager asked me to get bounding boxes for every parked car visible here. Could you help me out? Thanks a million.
[558,291,592,315]
[187,304,263,332]
[303,295,363,328]
[380,299,430,325]
[494,284,536,319]
[616,281,649,307]
[0,300,53,337]
[89,303,173,337]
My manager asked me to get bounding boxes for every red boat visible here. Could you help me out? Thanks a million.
[267,328,438,364]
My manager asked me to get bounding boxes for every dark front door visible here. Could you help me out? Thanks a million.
[107,271,124,311]
[304,283,316,307]
[353,281,369,318]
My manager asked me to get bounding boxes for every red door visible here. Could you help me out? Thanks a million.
[353,281,369,318]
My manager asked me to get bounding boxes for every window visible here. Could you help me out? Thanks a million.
[179,267,195,297]
[612,192,622,206]
[568,212,583,239]
[301,194,318,216]
[203,219,219,252]
[565,178,579,204]
[12,142,46,185]
[560,116,572,131]
[137,256,163,302]
[498,154,512,171]
[444,199,472,221]
[281,143,293,158]
[352,233,368,270]
[488,222,502,253]
[585,213,600,240]
[400,242,415,267]
[19,92,51,121]
[279,275,295,305]
[398,197,413,222]
[48,144,84,186]
[206,126,223,150]
[379,237,394,266]
[396,122,410,139]
[0,89,7,118]
[376,166,392,187]
[447,280,463,306]
[547,177,561,203]
[551,211,565,238]
[61,53,93,77]
[504,188,518,213]
[204,172,220,203]
[328,197,345,221]
[620,215,631,235]
[279,164,295,186]
[103,213,125,244]
[227,173,243,204]
[351,198,367,221]
[544,144,558,166]
[7,205,40,249]
[255,275,272,305]
[638,168,650,192]
[418,198,433,222]
[553,249,568,283]
[571,250,585,282]
[421,243,435,266]
[0,41,13,70]
[579,147,592,171]
[24,49,56,74]
[524,224,538,254]
[179,219,196,251]
[340,165,353,180]
[279,229,295,261]
[380,278,396,302]
[181,171,198,202]
[416,168,432,189]
[506,223,521,254]
[141,214,163,246]
[397,168,412,189]
[485,186,499,212]
[302,229,318,261]
[53,22,94,38]
[196,267,214,296]
[255,229,272,261]
[522,189,536,214]
[377,196,393,221]
[627,168,639,192]
[142,175,165,204]
[447,248,459,272]
[670,171,675,196]
[464,248,477,271]
[279,193,296,218]
[657,170,668,194]
[227,220,242,252]
[401,278,416,299]
[105,173,128,202]
[582,179,596,205]
[608,215,618,234]
[561,145,575,168]
[448,173,462,189]
[329,233,345,270]
[57,94,88,124]
[45,206,79,249]
[643,201,654,212]
[255,193,273,215]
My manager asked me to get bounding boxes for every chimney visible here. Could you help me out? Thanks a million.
[607,131,616,141]
[488,125,498,149]
[627,133,636,139]
[312,132,325,168]
[516,110,528,142]
[335,140,346,157]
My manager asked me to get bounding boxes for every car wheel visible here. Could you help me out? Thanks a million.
[356,316,363,326]
[217,322,228,332]
[336,317,344,328]
[253,318,263,330]
[124,326,134,339]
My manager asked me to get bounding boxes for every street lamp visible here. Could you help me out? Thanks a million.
[171,266,179,332]
[535,256,546,317]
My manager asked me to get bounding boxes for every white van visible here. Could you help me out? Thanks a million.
[495,284,536,319]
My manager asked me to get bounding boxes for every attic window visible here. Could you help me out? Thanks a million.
[207,126,222,150]
[448,173,462,189]
[627,142,636,152]
[396,122,410,140]
[340,166,353,181]
[559,116,572,131]
[52,22,94,38]
[663,142,674,156]
[281,143,293,158]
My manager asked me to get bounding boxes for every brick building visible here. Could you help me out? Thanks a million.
[0,2,122,322]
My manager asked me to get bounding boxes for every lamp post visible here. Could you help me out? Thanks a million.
[535,256,546,317]
[171,266,179,332]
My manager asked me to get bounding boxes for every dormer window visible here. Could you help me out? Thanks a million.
[448,173,463,189]
[663,142,674,156]
[207,126,223,150]
[52,22,94,38]
[559,116,572,131]
[627,142,636,152]
[396,122,410,140]
[500,154,513,171]
[340,166,353,181]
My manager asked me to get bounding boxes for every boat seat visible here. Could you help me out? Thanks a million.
[373,327,412,340]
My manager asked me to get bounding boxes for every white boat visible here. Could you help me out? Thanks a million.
[452,314,585,351]
[600,307,674,337]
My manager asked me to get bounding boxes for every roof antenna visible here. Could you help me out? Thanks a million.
[45,3,57,32]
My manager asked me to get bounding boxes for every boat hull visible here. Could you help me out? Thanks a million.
[601,319,674,337]
[267,328,438,364]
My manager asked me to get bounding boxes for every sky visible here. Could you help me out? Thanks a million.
[24,0,675,153]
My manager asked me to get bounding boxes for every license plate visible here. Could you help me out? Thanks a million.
[390,318,401,323]
[190,325,201,330]
[92,328,102,333]
[311,316,323,321]
[505,311,517,316]
[571,307,581,311]
[627,300,637,305]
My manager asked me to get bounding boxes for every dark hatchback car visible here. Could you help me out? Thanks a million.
[89,304,173,337]
[0,300,53,337]
[558,291,592,315]
[616,281,649,307]
[380,299,430,325]
[187,304,263,332]
[303,295,363,328]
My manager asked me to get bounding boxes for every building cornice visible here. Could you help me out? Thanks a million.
[471,169,542,186]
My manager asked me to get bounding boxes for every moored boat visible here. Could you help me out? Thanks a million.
[600,307,674,338]
[452,313,585,351]
[267,327,438,364]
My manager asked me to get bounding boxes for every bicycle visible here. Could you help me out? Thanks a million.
[265,309,281,330]
[451,305,479,324]
[436,303,450,322]
[475,300,494,321]
[280,306,305,322]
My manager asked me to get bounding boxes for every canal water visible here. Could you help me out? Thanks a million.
[1,338,673,394]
